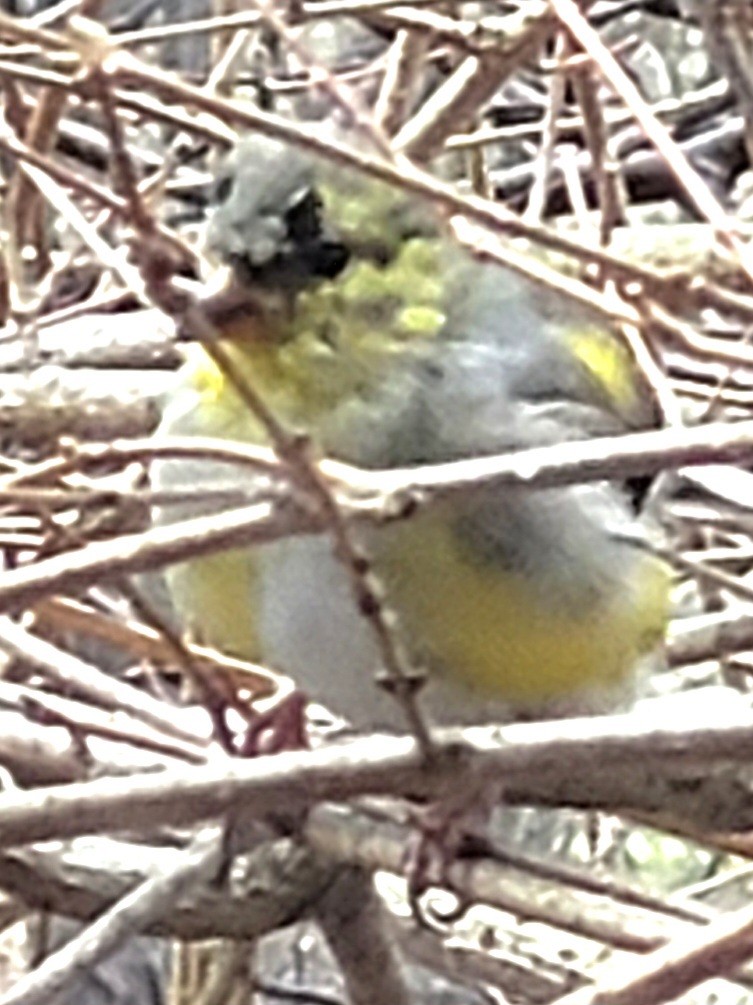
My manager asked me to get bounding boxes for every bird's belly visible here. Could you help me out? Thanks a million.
[374,511,657,711]
[258,511,668,729]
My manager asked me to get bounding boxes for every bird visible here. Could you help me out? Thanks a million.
[154,131,671,735]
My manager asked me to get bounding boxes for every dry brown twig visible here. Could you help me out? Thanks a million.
[4,3,753,1004]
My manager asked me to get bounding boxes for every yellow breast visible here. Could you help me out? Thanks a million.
[374,507,671,709]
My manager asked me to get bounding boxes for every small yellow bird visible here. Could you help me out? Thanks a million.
[155,133,671,731]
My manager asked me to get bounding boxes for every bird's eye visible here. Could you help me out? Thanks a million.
[215,175,234,204]
[285,189,324,243]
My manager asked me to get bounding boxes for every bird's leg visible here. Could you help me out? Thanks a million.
[239,690,310,755]
[404,785,496,929]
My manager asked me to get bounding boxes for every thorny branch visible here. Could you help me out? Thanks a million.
[2,2,753,1004]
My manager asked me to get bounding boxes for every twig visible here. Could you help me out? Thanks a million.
[17,161,146,297]
[1,704,753,849]
[314,866,412,1005]
[373,28,428,136]
[393,2,554,160]
[0,679,207,765]
[0,834,340,943]
[556,899,753,1005]
[550,0,753,285]
[0,825,223,1005]
[569,46,627,241]
[3,420,753,616]
[4,0,104,277]
[113,10,262,49]
[0,708,89,785]
[107,54,697,326]
[248,0,392,158]
[526,27,568,222]
[0,617,200,744]
[30,596,278,700]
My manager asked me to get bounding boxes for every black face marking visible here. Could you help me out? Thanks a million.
[311,240,350,279]
[284,189,324,244]
[246,183,350,285]
[215,175,233,204]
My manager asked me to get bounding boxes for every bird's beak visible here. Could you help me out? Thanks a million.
[176,271,279,347]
